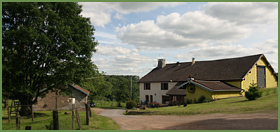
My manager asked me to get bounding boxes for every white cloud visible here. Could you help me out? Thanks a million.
[106,2,184,14]
[116,20,203,49]
[112,52,154,67]
[114,13,123,20]
[80,2,112,28]
[95,32,117,40]
[80,2,184,27]
[255,39,278,55]
[176,39,278,60]
[116,11,251,49]
[204,2,278,25]
[95,45,131,55]
[157,12,251,41]
[92,51,155,76]
[175,38,278,71]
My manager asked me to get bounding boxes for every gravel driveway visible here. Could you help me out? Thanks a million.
[94,108,278,130]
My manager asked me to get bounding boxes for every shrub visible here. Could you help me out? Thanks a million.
[193,99,197,104]
[198,95,206,103]
[186,99,192,104]
[126,100,137,109]
[117,102,122,107]
[245,83,262,100]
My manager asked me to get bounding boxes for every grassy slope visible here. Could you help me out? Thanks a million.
[128,88,278,115]
[2,109,120,130]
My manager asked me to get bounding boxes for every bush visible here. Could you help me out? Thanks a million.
[117,102,122,107]
[198,95,206,103]
[245,83,262,100]
[126,100,137,109]
[186,99,192,104]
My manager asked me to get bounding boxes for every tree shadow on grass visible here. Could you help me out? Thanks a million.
[126,111,154,115]
[25,112,50,119]
[163,118,278,130]
[229,100,250,103]
[97,106,125,109]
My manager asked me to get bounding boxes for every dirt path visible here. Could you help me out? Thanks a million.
[93,108,278,130]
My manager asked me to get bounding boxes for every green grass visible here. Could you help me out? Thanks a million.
[2,109,120,130]
[127,88,278,115]
[92,100,126,109]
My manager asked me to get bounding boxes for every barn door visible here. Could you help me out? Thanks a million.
[257,66,265,88]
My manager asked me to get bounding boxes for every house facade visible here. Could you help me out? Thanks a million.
[33,84,90,111]
[138,54,278,104]
[139,82,177,104]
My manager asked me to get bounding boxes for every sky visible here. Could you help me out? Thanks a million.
[79,2,278,77]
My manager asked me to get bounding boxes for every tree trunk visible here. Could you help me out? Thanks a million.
[19,100,32,116]
[4,98,9,108]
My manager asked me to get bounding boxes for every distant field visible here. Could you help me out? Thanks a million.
[92,100,126,109]
[127,88,278,115]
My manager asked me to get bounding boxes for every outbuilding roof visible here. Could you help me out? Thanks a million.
[138,54,277,83]
[70,84,90,96]
[40,83,90,96]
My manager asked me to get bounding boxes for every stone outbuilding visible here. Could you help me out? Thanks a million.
[33,83,90,111]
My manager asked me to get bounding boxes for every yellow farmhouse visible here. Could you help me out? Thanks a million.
[138,54,278,104]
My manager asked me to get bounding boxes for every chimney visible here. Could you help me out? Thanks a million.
[157,59,166,68]
[176,61,180,66]
[192,58,195,65]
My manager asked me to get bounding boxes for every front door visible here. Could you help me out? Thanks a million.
[150,95,153,103]
[162,95,169,104]
[145,95,149,104]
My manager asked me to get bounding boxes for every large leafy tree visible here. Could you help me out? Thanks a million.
[79,65,113,100]
[2,2,97,116]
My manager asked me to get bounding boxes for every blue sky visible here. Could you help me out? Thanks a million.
[79,2,278,77]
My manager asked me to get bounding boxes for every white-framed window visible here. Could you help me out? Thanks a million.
[144,83,151,90]
[161,83,168,90]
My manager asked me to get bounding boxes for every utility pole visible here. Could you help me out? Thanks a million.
[130,76,132,99]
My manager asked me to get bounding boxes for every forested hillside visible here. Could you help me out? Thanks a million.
[80,74,140,103]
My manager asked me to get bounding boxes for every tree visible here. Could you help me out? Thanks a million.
[2,2,97,116]
[245,83,263,100]
[106,75,140,103]
[79,65,113,100]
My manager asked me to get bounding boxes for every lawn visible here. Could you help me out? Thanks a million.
[2,108,120,130]
[127,88,278,115]
[92,100,126,109]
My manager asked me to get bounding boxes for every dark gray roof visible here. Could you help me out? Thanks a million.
[167,80,242,96]
[138,54,277,83]
[190,80,243,92]
[166,82,186,95]
[40,83,90,96]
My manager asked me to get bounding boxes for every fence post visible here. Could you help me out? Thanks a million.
[72,104,75,130]
[25,126,31,130]
[32,105,34,122]
[88,103,92,117]
[85,104,89,125]
[8,106,11,123]
[53,110,59,130]
[75,109,81,130]
[16,116,20,130]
